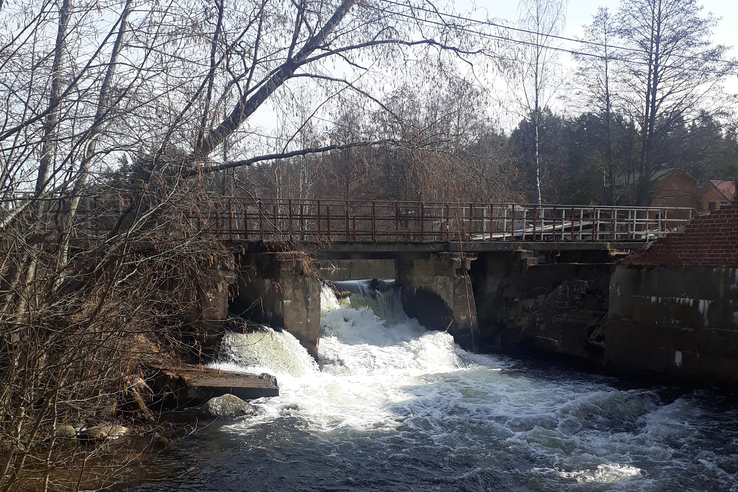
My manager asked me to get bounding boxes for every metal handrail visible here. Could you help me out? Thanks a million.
[197,198,696,244]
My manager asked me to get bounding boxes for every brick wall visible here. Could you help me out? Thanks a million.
[626,197,738,267]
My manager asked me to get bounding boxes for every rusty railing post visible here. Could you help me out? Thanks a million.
[395,202,399,242]
[591,207,596,241]
[287,199,292,241]
[468,203,474,241]
[444,203,450,241]
[570,207,575,242]
[345,202,350,242]
[299,203,305,242]
[420,203,424,242]
[372,202,376,242]
[243,200,249,240]
[510,205,515,240]
[316,200,322,241]
[228,201,233,240]
[273,204,278,240]
[552,206,557,241]
[258,202,264,241]
[326,205,331,239]
[489,204,494,241]
[352,204,357,241]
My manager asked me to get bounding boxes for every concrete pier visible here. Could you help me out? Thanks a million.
[471,250,612,362]
[231,252,321,358]
[396,254,480,351]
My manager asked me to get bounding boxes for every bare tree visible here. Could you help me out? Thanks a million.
[615,0,735,205]
[572,7,620,204]
[0,1,509,488]
[503,0,568,205]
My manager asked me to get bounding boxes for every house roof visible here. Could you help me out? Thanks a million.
[614,168,695,186]
[710,180,736,201]
[650,168,678,182]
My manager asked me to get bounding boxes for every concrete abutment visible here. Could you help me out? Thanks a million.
[471,250,613,363]
[396,254,480,351]
[231,253,322,358]
[604,265,738,383]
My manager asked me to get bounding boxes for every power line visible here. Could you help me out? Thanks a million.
[380,0,642,54]
[371,0,737,74]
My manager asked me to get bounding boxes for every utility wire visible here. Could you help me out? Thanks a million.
[370,0,737,74]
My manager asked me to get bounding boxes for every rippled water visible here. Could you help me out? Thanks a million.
[129,284,738,491]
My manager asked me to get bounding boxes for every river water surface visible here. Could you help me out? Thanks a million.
[130,284,738,491]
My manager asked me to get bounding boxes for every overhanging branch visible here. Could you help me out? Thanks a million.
[191,139,399,176]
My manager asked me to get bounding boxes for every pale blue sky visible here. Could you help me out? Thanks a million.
[474,0,736,54]
[468,0,737,106]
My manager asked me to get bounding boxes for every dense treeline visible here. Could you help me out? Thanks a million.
[244,108,738,206]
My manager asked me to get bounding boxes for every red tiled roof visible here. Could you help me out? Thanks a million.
[710,180,736,201]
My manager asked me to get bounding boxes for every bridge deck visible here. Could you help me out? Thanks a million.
[205,199,694,250]
[230,240,650,259]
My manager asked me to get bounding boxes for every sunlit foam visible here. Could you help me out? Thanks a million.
[549,463,643,484]
[213,285,466,432]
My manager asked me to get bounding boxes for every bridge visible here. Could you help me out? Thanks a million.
[198,198,697,357]
[200,198,695,256]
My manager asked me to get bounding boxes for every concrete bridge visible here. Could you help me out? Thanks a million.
[212,199,695,358]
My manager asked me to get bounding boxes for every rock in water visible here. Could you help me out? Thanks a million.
[82,423,129,440]
[200,394,253,419]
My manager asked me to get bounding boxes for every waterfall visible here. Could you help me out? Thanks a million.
[211,282,465,432]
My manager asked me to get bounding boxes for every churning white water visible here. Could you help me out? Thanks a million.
[215,286,463,434]
[133,283,738,492]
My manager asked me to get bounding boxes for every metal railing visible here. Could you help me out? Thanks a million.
[200,198,696,244]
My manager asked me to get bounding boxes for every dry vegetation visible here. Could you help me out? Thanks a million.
[0,173,233,491]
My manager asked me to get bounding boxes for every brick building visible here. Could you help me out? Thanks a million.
[700,180,736,212]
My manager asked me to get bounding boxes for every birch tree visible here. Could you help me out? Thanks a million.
[506,0,568,205]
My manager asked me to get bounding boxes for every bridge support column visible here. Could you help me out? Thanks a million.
[471,250,613,363]
[183,255,236,362]
[232,253,321,358]
[396,254,479,351]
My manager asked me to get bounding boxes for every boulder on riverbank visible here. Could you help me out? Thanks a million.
[199,394,254,419]
[80,423,129,441]
[55,424,78,439]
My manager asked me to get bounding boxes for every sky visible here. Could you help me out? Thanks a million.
[460,0,738,123]
[475,0,737,53]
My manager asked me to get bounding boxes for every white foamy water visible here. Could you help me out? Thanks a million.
[140,283,738,492]
[213,286,465,433]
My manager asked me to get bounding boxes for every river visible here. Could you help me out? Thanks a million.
[129,283,738,491]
